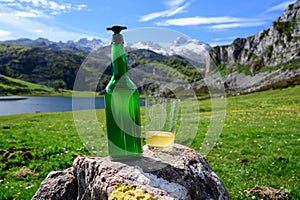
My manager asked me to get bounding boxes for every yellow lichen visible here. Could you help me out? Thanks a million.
[109,182,159,200]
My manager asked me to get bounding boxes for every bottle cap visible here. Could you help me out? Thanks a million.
[106,26,127,34]
[106,26,127,44]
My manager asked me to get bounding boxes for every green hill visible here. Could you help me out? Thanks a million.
[0,44,203,95]
[0,74,71,96]
[0,44,86,91]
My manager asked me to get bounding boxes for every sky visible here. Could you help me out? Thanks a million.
[0,0,297,46]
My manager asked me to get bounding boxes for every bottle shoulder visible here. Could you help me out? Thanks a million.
[105,75,138,94]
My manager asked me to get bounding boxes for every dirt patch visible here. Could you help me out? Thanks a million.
[1,148,35,170]
[13,167,39,179]
[246,185,290,200]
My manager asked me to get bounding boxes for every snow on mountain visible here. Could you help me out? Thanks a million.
[170,37,211,56]
[69,37,103,50]
[124,37,211,71]
[127,37,211,58]
[128,41,170,56]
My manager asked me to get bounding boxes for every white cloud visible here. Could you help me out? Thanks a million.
[165,0,187,7]
[156,15,266,30]
[13,9,44,18]
[213,36,239,41]
[76,4,87,11]
[264,0,295,13]
[14,11,36,17]
[0,3,90,41]
[157,16,247,26]
[3,0,88,16]
[0,29,11,37]
[48,1,62,10]
[208,22,266,30]
[139,0,190,22]
[1,14,89,41]
[156,15,267,32]
[33,29,43,33]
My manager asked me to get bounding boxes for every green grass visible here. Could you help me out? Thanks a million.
[201,86,300,199]
[0,86,299,199]
[0,112,91,199]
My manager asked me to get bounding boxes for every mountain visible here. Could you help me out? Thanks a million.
[0,42,201,94]
[0,34,210,62]
[129,41,170,56]
[0,37,104,53]
[127,37,210,58]
[209,0,300,94]
[170,37,210,56]
[68,38,103,50]
[0,36,210,60]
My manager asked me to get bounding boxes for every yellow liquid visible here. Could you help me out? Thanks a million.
[146,131,175,147]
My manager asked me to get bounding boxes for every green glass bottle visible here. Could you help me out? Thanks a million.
[105,26,142,158]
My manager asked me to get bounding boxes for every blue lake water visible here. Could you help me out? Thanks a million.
[0,96,105,116]
[0,96,146,116]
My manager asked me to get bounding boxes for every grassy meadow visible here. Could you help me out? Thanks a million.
[0,86,299,199]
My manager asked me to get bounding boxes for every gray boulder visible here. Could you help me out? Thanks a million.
[32,144,230,200]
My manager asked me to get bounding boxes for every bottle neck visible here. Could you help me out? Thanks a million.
[111,34,127,79]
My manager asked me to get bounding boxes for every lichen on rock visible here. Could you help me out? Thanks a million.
[109,182,159,200]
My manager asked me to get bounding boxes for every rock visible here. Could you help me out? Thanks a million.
[32,144,230,200]
[32,168,77,200]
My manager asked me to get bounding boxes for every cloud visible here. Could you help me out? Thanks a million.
[1,0,88,16]
[13,9,46,18]
[164,0,187,7]
[0,14,89,41]
[156,16,248,26]
[33,29,44,33]
[156,15,266,30]
[264,0,295,13]
[75,4,87,11]
[213,36,239,42]
[208,22,266,30]
[0,3,90,41]
[0,30,11,37]
[139,0,190,22]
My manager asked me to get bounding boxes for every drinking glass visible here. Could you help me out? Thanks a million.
[145,97,180,151]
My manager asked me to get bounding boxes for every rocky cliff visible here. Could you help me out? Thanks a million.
[209,0,300,94]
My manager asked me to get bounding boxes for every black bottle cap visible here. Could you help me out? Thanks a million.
[106,26,127,34]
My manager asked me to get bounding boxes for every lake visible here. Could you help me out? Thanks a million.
[0,96,106,116]
[0,96,146,116]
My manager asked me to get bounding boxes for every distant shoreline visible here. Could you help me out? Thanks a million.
[0,96,28,101]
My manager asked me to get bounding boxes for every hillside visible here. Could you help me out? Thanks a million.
[0,44,86,91]
[209,0,300,94]
[0,74,72,96]
[0,43,202,95]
